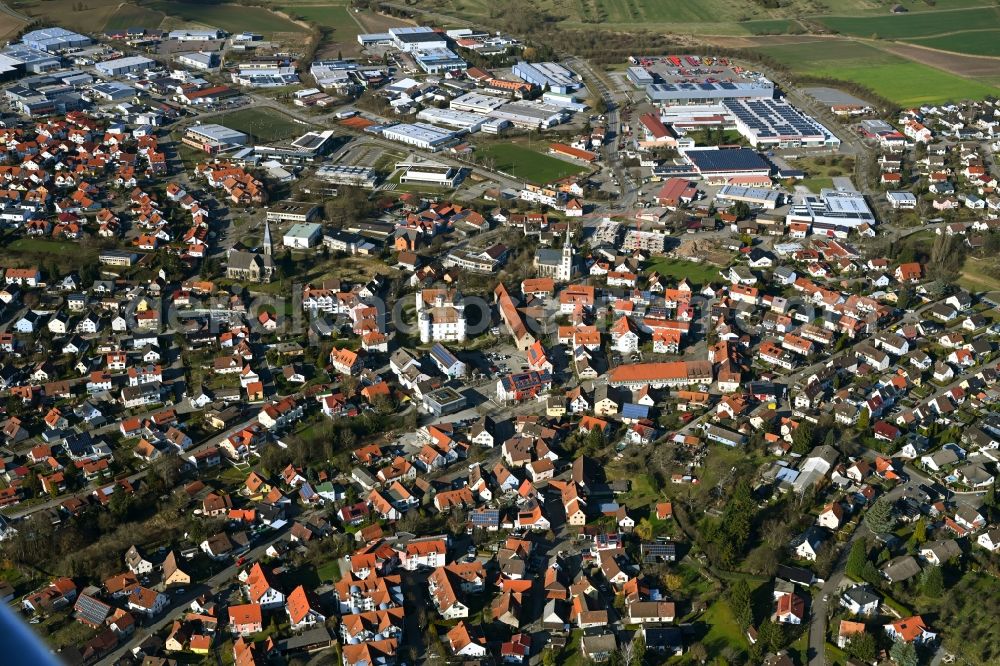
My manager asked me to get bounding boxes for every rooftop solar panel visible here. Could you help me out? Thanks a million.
[75,595,111,625]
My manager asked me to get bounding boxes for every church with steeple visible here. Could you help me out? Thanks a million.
[225,220,276,283]
[533,223,578,282]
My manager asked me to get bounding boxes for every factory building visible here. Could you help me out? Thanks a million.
[381,123,462,151]
[416,107,488,133]
[450,91,508,114]
[22,27,91,53]
[511,61,580,94]
[95,56,155,77]
[646,80,774,104]
[488,100,567,130]
[785,190,876,233]
[316,165,379,188]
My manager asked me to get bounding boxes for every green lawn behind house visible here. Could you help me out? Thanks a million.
[644,258,721,287]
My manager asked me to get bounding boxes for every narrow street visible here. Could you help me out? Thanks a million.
[97,522,294,665]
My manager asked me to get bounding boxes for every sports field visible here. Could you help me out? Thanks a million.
[476,144,586,185]
[217,108,307,143]
[756,39,999,106]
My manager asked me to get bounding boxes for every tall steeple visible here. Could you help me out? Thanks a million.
[262,219,273,257]
[560,222,573,281]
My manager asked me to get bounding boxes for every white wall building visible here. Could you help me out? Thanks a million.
[416,289,467,344]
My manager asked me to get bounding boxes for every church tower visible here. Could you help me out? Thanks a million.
[559,222,574,282]
[262,219,273,257]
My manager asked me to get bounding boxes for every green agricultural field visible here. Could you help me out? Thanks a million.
[421,0,991,34]
[104,4,166,31]
[147,1,306,34]
[644,258,721,286]
[756,39,897,68]
[216,107,307,143]
[755,40,999,105]
[819,7,1000,40]
[906,30,1000,57]
[280,4,362,45]
[476,143,586,184]
[744,19,794,35]
[805,61,999,106]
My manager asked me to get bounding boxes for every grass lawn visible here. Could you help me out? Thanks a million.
[316,559,341,583]
[36,611,97,649]
[283,565,321,590]
[619,472,661,507]
[700,598,747,658]
[216,107,308,143]
[798,176,834,193]
[476,143,586,185]
[147,1,306,34]
[959,257,1000,293]
[8,238,87,256]
[788,625,811,663]
[6,238,99,268]
[555,629,585,666]
[826,641,851,665]
[644,258,721,287]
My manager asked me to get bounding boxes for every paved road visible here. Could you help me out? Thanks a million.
[808,520,869,666]
[562,56,640,212]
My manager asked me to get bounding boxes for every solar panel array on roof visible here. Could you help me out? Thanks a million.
[294,134,325,150]
[641,542,677,563]
[430,342,460,368]
[723,98,831,144]
[685,148,769,174]
[75,594,111,625]
[621,403,650,419]
[471,508,500,525]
